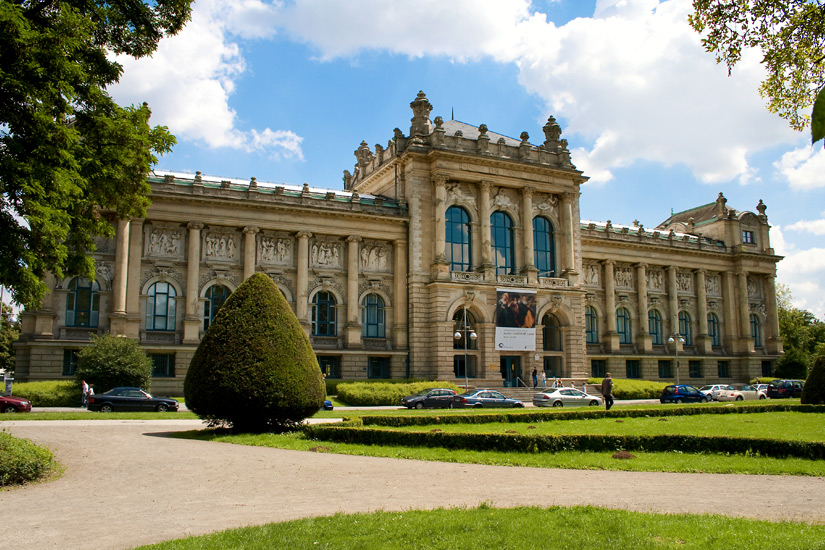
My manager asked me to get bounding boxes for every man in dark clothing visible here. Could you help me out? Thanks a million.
[601,372,614,410]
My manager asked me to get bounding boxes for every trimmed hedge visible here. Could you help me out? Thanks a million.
[587,378,667,400]
[303,424,825,460]
[336,381,463,406]
[11,380,81,407]
[0,431,58,486]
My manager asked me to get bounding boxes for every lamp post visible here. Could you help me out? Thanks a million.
[454,306,477,391]
[668,334,686,385]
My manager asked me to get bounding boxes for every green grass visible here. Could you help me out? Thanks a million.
[135,505,825,549]
[0,431,61,487]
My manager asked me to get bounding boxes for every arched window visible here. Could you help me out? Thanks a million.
[362,294,385,338]
[312,291,337,337]
[617,308,632,344]
[708,313,720,347]
[750,314,762,347]
[452,308,478,350]
[203,284,230,331]
[146,282,176,331]
[446,206,472,271]
[490,211,515,275]
[585,306,599,344]
[648,310,663,345]
[679,311,693,345]
[533,216,556,277]
[543,313,563,351]
[66,277,100,327]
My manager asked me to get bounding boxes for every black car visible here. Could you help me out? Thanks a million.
[86,387,179,412]
[766,379,804,399]
[453,389,524,408]
[401,388,457,409]
[660,384,709,404]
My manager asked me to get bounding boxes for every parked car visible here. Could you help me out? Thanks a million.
[401,388,457,409]
[698,384,729,401]
[660,384,708,404]
[321,400,334,410]
[716,383,767,402]
[0,394,32,413]
[452,389,524,408]
[766,379,804,399]
[755,383,769,394]
[532,387,602,408]
[86,387,179,412]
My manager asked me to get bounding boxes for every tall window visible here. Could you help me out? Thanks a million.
[490,211,515,275]
[63,349,79,376]
[590,359,606,378]
[717,360,730,378]
[203,284,230,331]
[151,354,175,377]
[689,360,702,378]
[742,230,754,244]
[617,308,632,344]
[625,359,640,379]
[146,282,176,331]
[66,277,100,327]
[446,206,472,271]
[319,356,342,378]
[708,313,720,347]
[312,291,337,337]
[750,314,762,346]
[658,360,672,378]
[362,294,385,338]
[452,308,478,350]
[542,313,563,351]
[368,356,390,378]
[585,306,599,344]
[533,216,556,277]
[648,310,663,345]
[678,311,693,345]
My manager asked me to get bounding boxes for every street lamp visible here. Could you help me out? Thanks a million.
[668,334,686,385]
[454,307,477,391]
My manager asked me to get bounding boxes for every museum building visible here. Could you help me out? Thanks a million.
[14,92,783,394]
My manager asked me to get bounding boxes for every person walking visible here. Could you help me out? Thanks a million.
[81,380,89,407]
[601,372,614,410]
[531,367,538,388]
[539,370,547,388]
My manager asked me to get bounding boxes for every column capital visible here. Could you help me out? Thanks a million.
[432,172,448,187]
[187,221,204,231]
[243,226,259,235]
[602,259,615,267]
[521,186,535,197]
[479,180,493,191]
[296,231,312,240]
[347,235,363,243]
[634,262,648,270]
[693,268,707,275]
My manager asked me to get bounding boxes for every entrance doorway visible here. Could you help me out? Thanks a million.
[500,356,522,387]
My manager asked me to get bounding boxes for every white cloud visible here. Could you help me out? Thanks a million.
[773,146,825,190]
[777,247,825,319]
[785,218,825,236]
[108,0,302,159]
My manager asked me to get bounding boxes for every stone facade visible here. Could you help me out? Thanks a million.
[14,92,783,393]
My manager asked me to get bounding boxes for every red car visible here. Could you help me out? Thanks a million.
[0,394,32,413]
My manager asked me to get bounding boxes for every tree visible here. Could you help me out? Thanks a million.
[775,284,825,378]
[801,355,825,404]
[1,1,193,311]
[689,1,825,145]
[75,333,152,393]
[0,304,20,373]
[184,273,326,433]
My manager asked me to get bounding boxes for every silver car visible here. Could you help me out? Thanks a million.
[716,384,767,402]
[533,388,602,408]
[698,384,729,401]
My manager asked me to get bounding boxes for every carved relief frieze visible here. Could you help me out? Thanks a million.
[140,266,185,291]
[707,300,720,312]
[358,279,392,299]
[614,266,633,289]
[705,274,721,297]
[583,263,600,287]
[492,188,517,214]
[748,302,767,316]
[145,223,183,259]
[360,242,391,272]
[310,238,342,269]
[648,296,661,309]
[447,182,475,207]
[647,269,664,291]
[95,262,115,291]
[202,227,239,263]
[258,233,293,266]
[309,276,344,296]
[546,294,563,312]
[198,269,240,295]
[677,271,693,293]
[747,276,762,299]
[533,193,558,217]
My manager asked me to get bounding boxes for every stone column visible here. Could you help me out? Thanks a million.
[345,235,362,347]
[111,218,130,315]
[33,272,56,338]
[393,239,408,349]
[182,222,203,344]
[561,192,578,283]
[765,274,783,354]
[123,218,145,338]
[636,263,651,352]
[433,174,447,262]
[521,186,538,283]
[695,269,710,354]
[738,271,754,353]
[243,226,259,280]
[479,181,493,277]
[721,270,739,352]
[667,266,679,335]
[603,260,619,352]
[296,232,311,328]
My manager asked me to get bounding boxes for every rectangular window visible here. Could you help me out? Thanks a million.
[318,356,342,379]
[590,359,606,378]
[544,356,562,379]
[453,355,478,378]
[717,360,730,378]
[658,360,672,379]
[62,349,79,376]
[761,360,773,377]
[742,230,754,244]
[689,360,702,378]
[150,354,175,377]
[367,356,390,379]
[625,359,640,379]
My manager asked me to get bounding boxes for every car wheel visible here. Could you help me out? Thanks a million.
[448,402,454,409]
[701,397,708,403]
[552,401,563,407]
[759,394,766,400]
[156,403,169,412]
[2,405,17,413]
[736,396,743,401]
[474,403,483,408]
[589,400,599,406]
[514,403,524,408]
[415,402,424,409]
[100,403,114,413]
[675,398,683,404]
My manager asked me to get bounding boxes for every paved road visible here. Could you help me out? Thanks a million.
[1,419,823,549]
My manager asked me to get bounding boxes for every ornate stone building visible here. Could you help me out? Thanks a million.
[14,92,782,393]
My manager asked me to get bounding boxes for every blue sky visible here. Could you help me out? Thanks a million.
[104,0,825,318]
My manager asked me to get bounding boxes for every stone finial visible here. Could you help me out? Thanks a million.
[632,219,640,227]
[479,123,488,136]
[249,176,257,189]
[434,116,444,130]
[343,170,353,190]
[301,183,310,196]
[543,116,562,147]
[714,192,727,216]
[194,171,203,183]
[756,199,767,217]
[409,91,433,137]
[520,131,530,143]
[687,217,695,233]
[355,140,373,167]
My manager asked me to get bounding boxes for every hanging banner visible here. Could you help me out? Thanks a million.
[494,288,537,351]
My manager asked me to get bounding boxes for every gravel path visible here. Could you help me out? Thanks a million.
[2,419,824,549]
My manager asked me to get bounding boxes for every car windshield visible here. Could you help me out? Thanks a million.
[699,386,712,391]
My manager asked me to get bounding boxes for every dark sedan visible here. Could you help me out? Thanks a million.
[86,387,179,412]
[0,394,32,413]
[660,384,709,404]
[453,389,524,408]
[401,388,457,409]
[766,379,804,399]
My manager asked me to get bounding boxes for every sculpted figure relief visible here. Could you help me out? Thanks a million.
[647,270,664,290]
[584,263,600,286]
[447,183,474,206]
[205,232,237,261]
[747,277,761,299]
[677,272,692,293]
[148,229,182,257]
[534,194,558,215]
[360,244,390,271]
[614,267,633,289]
[706,274,721,296]
[312,241,341,268]
[259,237,291,264]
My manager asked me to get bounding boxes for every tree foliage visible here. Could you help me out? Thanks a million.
[775,284,825,378]
[0,303,20,373]
[0,1,193,310]
[75,333,152,393]
[184,273,326,433]
[801,355,825,404]
[689,0,825,143]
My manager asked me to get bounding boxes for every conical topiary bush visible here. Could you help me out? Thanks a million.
[184,272,325,432]
[801,355,825,405]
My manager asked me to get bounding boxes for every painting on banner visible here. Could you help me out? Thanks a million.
[494,289,537,351]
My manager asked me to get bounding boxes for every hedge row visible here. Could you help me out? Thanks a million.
[587,378,667,399]
[356,403,825,427]
[335,381,463,406]
[10,380,80,407]
[0,432,58,487]
[303,425,825,460]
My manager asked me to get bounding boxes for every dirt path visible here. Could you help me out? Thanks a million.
[2,420,824,549]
